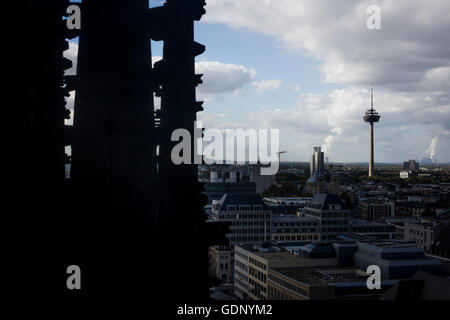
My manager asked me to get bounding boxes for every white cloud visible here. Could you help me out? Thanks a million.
[196,61,256,95]
[204,0,450,90]
[152,57,256,100]
[252,80,282,92]
[204,0,450,162]
[247,88,450,162]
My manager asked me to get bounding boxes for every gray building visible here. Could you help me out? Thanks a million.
[350,219,397,239]
[359,199,392,221]
[305,193,351,241]
[211,193,272,246]
[209,194,272,283]
[204,181,256,204]
[404,216,449,253]
[271,215,320,242]
[250,164,277,194]
[353,241,443,279]
[403,160,419,172]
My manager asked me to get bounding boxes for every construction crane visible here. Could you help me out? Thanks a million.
[277,151,288,164]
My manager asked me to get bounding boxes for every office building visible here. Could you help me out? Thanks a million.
[350,219,397,239]
[268,266,382,300]
[271,215,321,242]
[404,216,449,253]
[304,193,351,241]
[234,242,339,300]
[209,193,272,282]
[353,241,443,279]
[359,199,392,221]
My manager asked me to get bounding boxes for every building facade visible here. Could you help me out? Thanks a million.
[305,193,351,241]
[271,215,321,242]
[234,242,339,300]
[359,199,392,221]
[310,146,324,176]
[209,194,272,283]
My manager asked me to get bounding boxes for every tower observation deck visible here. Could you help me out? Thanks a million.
[364,84,381,177]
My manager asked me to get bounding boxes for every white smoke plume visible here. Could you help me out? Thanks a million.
[322,135,335,158]
[426,137,439,160]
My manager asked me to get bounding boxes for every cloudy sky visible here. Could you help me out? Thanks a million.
[66,0,450,163]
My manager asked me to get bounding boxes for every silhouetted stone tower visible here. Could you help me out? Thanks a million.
[65,0,228,299]
[12,0,228,300]
[150,0,227,300]
[8,0,79,294]
[363,84,381,177]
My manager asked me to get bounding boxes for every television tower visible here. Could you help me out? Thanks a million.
[363,84,381,177]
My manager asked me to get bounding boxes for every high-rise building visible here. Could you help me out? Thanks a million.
[310,146,324,176]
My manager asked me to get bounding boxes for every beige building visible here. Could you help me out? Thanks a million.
[209,193,272,283]
[209,245,233,282]
[268,267,371,300]
[234,243,338,300]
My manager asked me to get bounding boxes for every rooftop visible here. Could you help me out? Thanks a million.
[271,266,370,287]
[307,193,346,210]
[216,193,269,212]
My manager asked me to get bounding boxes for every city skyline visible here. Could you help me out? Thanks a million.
[64,1,450,164]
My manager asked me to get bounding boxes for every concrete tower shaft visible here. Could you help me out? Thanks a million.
[364,85,381,177]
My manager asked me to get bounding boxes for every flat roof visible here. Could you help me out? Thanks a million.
[270,266,369,286]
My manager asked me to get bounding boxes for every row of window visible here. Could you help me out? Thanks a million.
[230,229,267,234]
[321,220,349,225]
[321,212,349,218]
[227,205,263,211]
[220,213,271,220]
[230,221,267,227]
[354,227,395,232]
[249,257,267,271]
[249,266,267,283]
[229,236,265,243]
[234,250,248,261]
[273,222,317,227]
[322,227,349,233]
[274,228,317,233]
[268,286,298,300]
[249,277,267,299]
[220,263,229,270]
[235,260,248,273]
[273,234,319,241]
[268,273,309,298]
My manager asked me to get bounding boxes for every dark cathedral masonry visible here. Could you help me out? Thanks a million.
[11,0,229,300]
